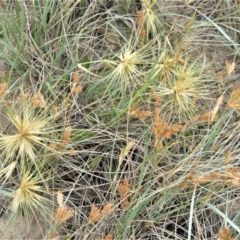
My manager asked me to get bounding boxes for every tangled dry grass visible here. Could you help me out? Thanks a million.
[0,1,240,239]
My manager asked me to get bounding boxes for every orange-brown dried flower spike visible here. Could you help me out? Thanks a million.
[51,105,58,115]
[196,112,212,123]
[31,92,46,108]
[151,90,162,107]
[55,191,74,225]
[101,203,113,215]
[130,107,152,120]
[0,83,8,98]
[55,206,74,225]
[71,84,83,94]
[58,127,72,150]
[152,119,182,140]
[88,204,101,223]
[218,227,236,240]
[62,127,72,144]
[103,233,114,240]
[72,71,80,83]
[118,180,131,208]
[48,143,58,151]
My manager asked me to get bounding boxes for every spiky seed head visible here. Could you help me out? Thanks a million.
[0,105,49,161]
[113,49,141,81]
[11,171,51,216]
[104,45,147,92]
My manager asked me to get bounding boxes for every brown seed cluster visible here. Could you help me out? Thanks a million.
[55,191,74,225]
[31,92,46,108]
[118,179,131,208]
[103,233,113,240]
[71,71,83,94]
[218,227,236,240]
[0,83,8,98]
[88,203,113,223]
[48,127,76,156]
[55,206,74,225]
[129,107,152,120]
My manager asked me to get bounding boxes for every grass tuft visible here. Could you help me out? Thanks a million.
[0,1,239,239]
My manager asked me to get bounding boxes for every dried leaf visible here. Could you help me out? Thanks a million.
[226,60,235,76]
[88,204,101,223]
[227,86,240,110]
[211,95,224,122]
[193,95,223,123]
[55,206,74,225]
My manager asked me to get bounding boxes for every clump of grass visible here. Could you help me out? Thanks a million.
[0,1,240,240]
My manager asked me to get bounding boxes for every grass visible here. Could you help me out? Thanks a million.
[0,1,240,239]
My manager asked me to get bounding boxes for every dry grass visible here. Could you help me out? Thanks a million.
[0,1,239,239]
